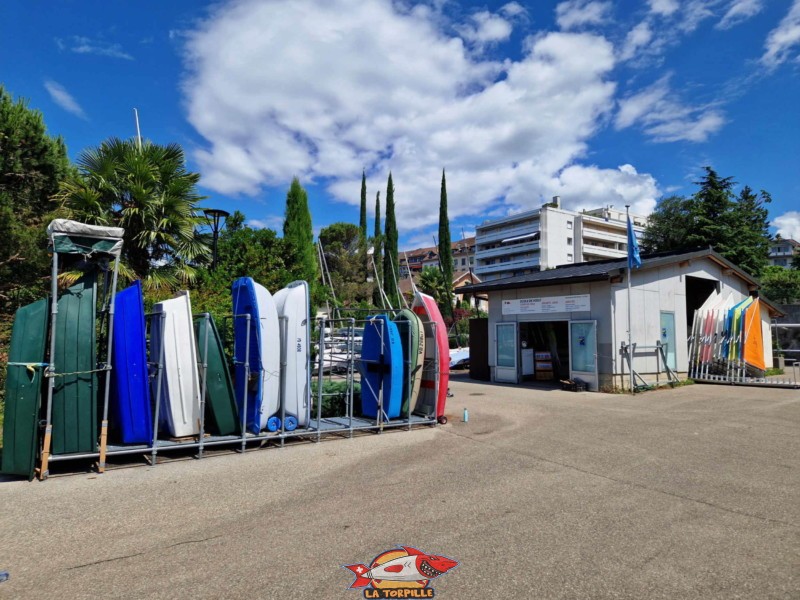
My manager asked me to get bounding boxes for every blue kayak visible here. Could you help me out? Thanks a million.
[360,315,403,420]
[111,281,153,444]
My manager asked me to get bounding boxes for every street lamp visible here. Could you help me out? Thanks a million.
[203,208,230,270]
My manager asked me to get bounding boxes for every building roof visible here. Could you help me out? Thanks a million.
[400,237,475,263]
[772,238,799,247]
[460,248,760,293]
[460,247,785,316]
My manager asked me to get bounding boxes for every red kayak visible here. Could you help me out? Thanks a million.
[411,291,450,424]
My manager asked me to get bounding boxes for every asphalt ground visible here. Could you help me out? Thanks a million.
[1,376,798,599]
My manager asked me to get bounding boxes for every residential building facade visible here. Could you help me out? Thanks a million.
[474,198,647,281]
[399,237,475,277]
[768,238,799,268]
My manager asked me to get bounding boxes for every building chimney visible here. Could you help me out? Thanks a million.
[552,195,561,208]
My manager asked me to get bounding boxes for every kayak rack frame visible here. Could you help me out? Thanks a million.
[34,309,443,477]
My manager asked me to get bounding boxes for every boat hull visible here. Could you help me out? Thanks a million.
[1,299,49,479]
[111,281,153,444]
[151,292,202,438]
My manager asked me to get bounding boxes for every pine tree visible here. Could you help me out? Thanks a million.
[438,169,453,317]
[685,167,737,256]
[729,186,770,276]
[283,177,317,286]
[372,190,383,307]
[383,172,399,308]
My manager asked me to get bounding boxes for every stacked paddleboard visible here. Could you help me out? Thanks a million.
[689,292,767,380]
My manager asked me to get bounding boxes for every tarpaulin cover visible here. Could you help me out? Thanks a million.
[47,219,124,257]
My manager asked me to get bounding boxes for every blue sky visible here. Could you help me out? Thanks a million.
[2,0,799,248]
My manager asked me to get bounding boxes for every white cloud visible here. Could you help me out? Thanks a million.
[55,35,133,60]
[459,10,514,46]
[761,0,800,68]
[619,21,654,61]
[248,215,284,230]
[182,0,660,231]
[772,211,800,240]
[717,0,763,29]
[501,2,527,18]
[555,0,612,30]
[648,0,679,16]
[43,80,87,119]
[615,75,725,142]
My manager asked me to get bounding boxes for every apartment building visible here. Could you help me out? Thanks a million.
[474,197,647,281]
[768,238,799,268]
[399,237,476,277]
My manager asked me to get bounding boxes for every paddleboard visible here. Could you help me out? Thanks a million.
[195,314,240,436]
[360,315,403,420]
[412,291,450,423]
[151,291,202,438]
[273,280,310,430]
[232,277,281,433]
[1,298,49,479]
[52,271,98,455]
[393,309,425,417]
[111,281,153,444]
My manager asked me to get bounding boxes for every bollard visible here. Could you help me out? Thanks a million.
[463,408,469,423]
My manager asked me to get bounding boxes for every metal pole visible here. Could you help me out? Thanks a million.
[150,312,166,467]
[39,250,59,480]
[240,313,251,453]
[279,315,287,447]
[134,108,143,151]
[198,313,211,458]
[626,205,634,395]
[98,257,120,473]
[316,317,325,443]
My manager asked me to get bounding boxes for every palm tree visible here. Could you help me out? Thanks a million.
[57,138,210,289]
[418,266,448,306]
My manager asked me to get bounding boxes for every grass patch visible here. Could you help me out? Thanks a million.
[765,368,784,377]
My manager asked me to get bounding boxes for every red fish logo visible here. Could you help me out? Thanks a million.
[344,546,458,598]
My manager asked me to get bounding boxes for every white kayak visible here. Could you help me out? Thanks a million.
[273,281,310,430]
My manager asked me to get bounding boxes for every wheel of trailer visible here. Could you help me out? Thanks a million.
[438,415,448,425]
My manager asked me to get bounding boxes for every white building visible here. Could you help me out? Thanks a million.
[474,198,647,281]
[768,238,799,268]
[462,248,784,391]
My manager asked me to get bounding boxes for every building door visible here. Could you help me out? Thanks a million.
[569,320,598,391]
[660,311,677,370]
[495,322,518,383]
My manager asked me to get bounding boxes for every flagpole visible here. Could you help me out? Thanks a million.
[626,204,634,395]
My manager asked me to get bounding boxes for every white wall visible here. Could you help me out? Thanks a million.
[610,257,752,375]
[487,281,612,380]
[540,208,577,268]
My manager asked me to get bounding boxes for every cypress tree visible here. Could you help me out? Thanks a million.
[283,176,317,285]
[383,172,399,308]
[438,169,453,317]
[359,170,368,244]
[372,190,383,307]
[729,186,770,276]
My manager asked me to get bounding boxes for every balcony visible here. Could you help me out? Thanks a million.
[581,227,627,245]
[476,222,539,246]
[475,256,539,275]
[475,241,540,261]
[582,245,627,260]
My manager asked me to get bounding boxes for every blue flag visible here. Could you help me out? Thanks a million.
[627,215,642,269]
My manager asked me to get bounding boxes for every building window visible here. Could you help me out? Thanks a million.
[567,237,572,245]
[567,253,573,261]
[567,221,573,230]
[461,258,466,266]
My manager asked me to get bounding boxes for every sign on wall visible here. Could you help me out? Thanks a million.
[502,294,590,315]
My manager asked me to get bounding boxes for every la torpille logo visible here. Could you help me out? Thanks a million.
[344,546,459,598]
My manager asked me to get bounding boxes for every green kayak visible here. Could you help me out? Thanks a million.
[52,271,98,455]
[195,315,240,436]
[393,309,425,417]
[1,298,49,479]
